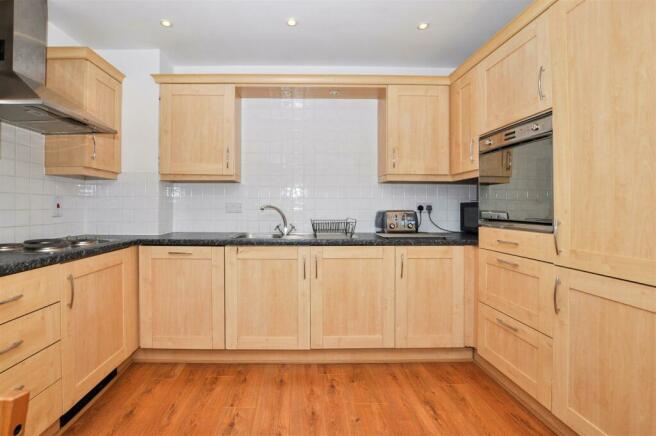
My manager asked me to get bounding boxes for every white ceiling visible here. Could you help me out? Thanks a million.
[49,0,531,69]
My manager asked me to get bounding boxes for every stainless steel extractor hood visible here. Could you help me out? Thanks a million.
[0,0,116,135]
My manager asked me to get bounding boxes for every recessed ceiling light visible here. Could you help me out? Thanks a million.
[287,17,298,27]
[160,19,173,28]
[417,22,430,30]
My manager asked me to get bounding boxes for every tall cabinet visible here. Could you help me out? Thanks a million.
[551,0,656,287]
[552,268,655,435]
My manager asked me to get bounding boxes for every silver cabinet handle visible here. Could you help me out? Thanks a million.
[496,239,519,246]
[496,318,519,333]
[485,139,493,146]
[469,138,474,162]
[538,66,546,101]
[0,339,23,355]
[553,219,561,255]
[391,148,397,169]
[496,258,519,268]
[553,276,561,314]
[13,384,25,391]
[303,257,306,280]
[226,148,230,169]
[168,251,193,255]
[400,254,404,278]
[0,294,23,305]
[91,134,97,161]
[67,274,75,309]
[314,256,318,279]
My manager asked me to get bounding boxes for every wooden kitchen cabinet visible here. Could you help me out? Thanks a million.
[477,302,553,409]
[225,246,310,349]
[311,246,395,348]
[552,267,655,435]
[45,47,124,179]
[479,8,552,134]
[450,67,481,178]
[139,246,224,349]
[60,248,136,409]
[158,83,240,181]
[379,85,450,182]
[479,249,555,337]
[551,0,656,286]
[395,246,465,348]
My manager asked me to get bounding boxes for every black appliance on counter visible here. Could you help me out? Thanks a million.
[460,202,479,234]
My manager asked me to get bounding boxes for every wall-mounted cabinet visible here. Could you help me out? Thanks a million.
[479,8,552,134]
[449,67,481,178]
[153,75,475,183]
[158,84,240,182]
[379,85,450,182]
[45,47,124,179]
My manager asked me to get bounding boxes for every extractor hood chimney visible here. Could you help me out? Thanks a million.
[0,0,116,135]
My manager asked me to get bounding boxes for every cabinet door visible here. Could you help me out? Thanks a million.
[139,246,224,350]
[480,9,552,133]
[479,249,555,336]
[551,0,656,286]
[396,246,464,348]
[225,246,310,349]
[450,68,480,174]
[552,267,655,435]
[478,303,553,408]
[60,250,127,409]
[386,85,449,176]
[311,247,395,349]
[159,84,235,177]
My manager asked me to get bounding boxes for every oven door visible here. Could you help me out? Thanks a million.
[478,135,554,232]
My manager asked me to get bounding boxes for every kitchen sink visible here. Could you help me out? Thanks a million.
[232,233,316,240]
[231,233,355,240]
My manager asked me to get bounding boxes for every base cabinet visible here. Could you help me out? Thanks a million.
[225,246,310,350]
[396,246,465,348]
[139,247,224,350]
[60,248,134,409]
[311,246,395,349]
[552,268,655,435]
[477,303,553,409]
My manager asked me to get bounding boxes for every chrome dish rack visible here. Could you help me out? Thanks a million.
[311,218,357,238]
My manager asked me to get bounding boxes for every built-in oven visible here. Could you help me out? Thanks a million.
[478,112,553,233]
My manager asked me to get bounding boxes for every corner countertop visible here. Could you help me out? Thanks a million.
[0,232,478,277]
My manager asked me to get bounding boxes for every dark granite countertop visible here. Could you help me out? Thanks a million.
[0,232,477,277]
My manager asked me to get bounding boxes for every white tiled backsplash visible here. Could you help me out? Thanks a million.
[0,122,171,241]
[172,98,476,233]
[0,98,476,240]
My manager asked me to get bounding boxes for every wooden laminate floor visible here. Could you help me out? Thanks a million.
[63,362,553,436]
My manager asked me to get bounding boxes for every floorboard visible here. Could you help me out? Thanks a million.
[63,362,554,436]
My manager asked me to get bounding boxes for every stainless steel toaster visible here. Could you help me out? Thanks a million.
[375,210,418,233]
